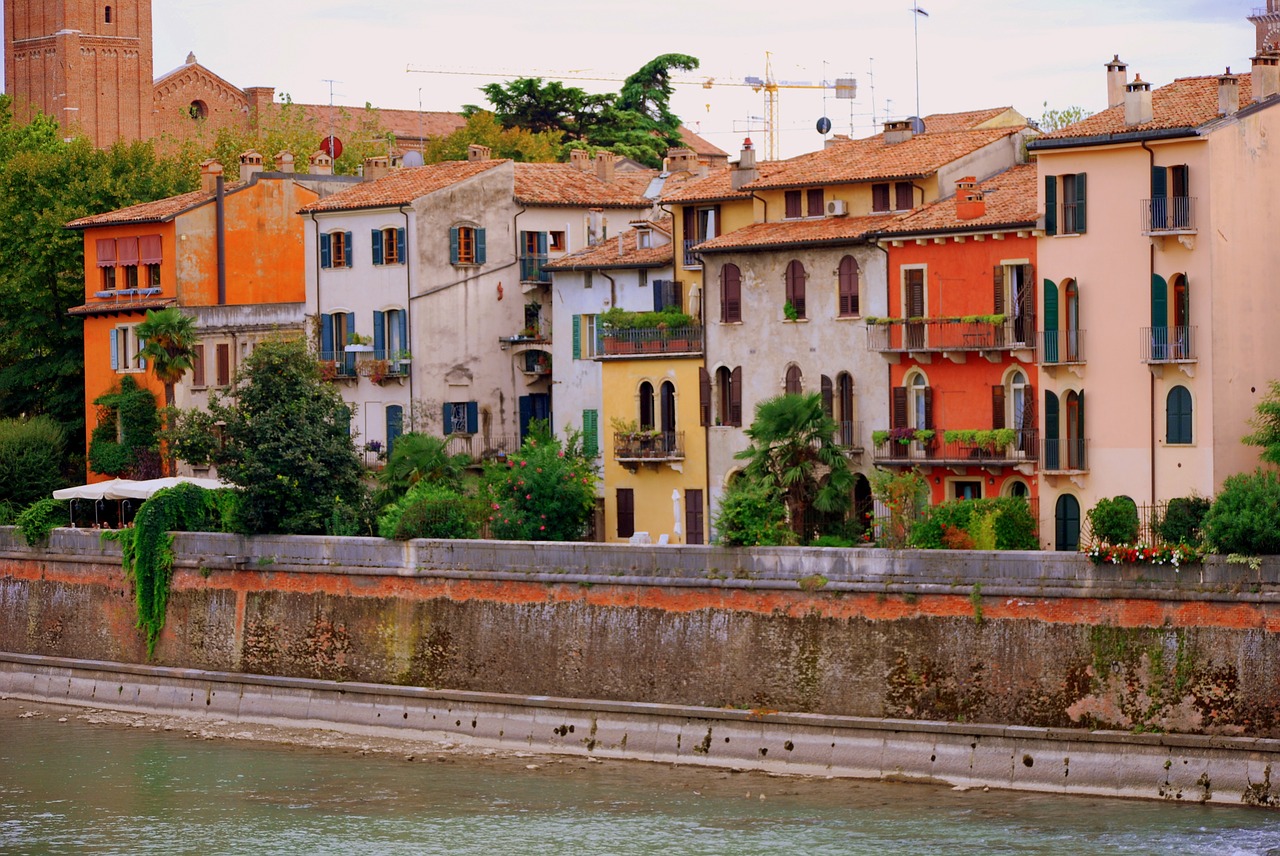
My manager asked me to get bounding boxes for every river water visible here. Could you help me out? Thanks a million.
[4,700,1280,855]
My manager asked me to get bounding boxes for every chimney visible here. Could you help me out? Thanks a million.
[244,86,275,128]
[364,155,390,180]
[883,119,914,145]
[309,150,334,176]
[1218,68,1241,116]
[825,133,851,149]
[664,147,698,173]
[594,151,617,183]
[200,159,223,193]
[1106,55,1128,109]
[568,148,591,171]
[467,144,491,162]
[730,137,759,191]
[275,151,295,174]
[1124,75,1153,126]
[954,176,986,221]
[1253,51,1280,102]
[239,150,264,183]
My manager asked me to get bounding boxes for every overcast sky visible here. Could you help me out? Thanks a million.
[1,0,1260,157]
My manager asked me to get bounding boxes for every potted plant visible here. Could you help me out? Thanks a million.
[344,332,373,353]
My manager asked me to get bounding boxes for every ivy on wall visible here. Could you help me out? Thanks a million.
[88,376,161,478]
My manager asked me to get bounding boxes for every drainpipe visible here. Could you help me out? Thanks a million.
[1142,140,1157,505]
[216,175,226,305]
[400,204,414,408]
[308,212,321,347]
[600,271,616,309]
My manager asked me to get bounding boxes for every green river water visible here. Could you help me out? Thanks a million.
[3,699,1280,855]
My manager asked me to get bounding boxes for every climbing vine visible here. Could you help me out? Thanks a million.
[101,484,237,657]
[88,376,162,478]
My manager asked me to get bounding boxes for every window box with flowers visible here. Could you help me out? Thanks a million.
[1086,542,1202,568]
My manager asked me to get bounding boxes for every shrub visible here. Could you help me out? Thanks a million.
[715,479,795,547]
[941,524,975,550]
[910,497,1037,551]
[0,502,17,526]
[1154,495,1211,546]
[1086,496,1140,546]
[378,481,477,540]
[869,468,930,548]
[482,434,596,541]
[809,534,855,548]
[16,498,67,546]
[0,416,68,507]
[1202,469,1280,556]
[88,376,161,478]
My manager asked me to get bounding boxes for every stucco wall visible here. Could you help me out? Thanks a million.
[4,528,1280,738]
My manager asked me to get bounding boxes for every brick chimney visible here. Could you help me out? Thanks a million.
[200,159,223,193]
[275,151,295,174]
[1124,75,1153,126]
[568,148,591,171]
[244,86,276,128]
[467,144,491,162]
[1253,51,1280,102]
[1106,55,1128,109]
[665,147,699,173]
[309,150,334,176]
[954,177,985,220]
[239,150,264,183]
[1218,68,1241,116]
[594,151,617,183]
[730,138,759,191]
[883,119,914,145]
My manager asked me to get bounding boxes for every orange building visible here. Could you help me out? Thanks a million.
[66,155,358,479]
[873,165,1041,506]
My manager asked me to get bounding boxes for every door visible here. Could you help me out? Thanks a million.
[519,393,551,441]
[905,269,926,350]
[685,489,704,545]
[1042,279,1059,363]
[1044,391,1060,470]
[1055,494,1080,552]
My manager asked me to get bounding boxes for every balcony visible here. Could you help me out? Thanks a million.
[867,315,1035,361]
[1042,438,1089,473]
[872,428,1039,468]
[1140,326,1197,365]
[1141,197,1197,235]
[835,420,864,451]
[614,430,684,463]
[683,239,702,269]
[1037,329,1086,367]
[519,254,551,285]
[499,329,551,354]
[319,350,357,380]
[521,349,551,377]
[598,326,703,359]
[441,433,522,462]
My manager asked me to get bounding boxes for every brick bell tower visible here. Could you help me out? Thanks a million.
[4,0,154,146]
[1250,0,1280,53]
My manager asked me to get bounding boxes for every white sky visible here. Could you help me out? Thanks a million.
[1,0,1260,158]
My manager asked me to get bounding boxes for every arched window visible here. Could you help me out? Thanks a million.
[1065,390,1085,469]
[1172,274,1190,359]
[717,366,742,427]
[785,365,803,395]
[909,371,930,430]
[1003,479,1030,498]
[784,260,806,319]
[660,381,676,434]
[1167,385,1193,444]
[188,100,208,120]
[1064,279,1080,362]
[720,264,742,323]
[639,381,655,430]
[837,256,860,317]
[996,368,1034,452]
[836,372,856,446]
[105,6,113,23]
[1055,494,1081,551]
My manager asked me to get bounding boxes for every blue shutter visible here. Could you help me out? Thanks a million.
[536,231,548,255]
[320,233,332,269]
[371,229,384,265]
[397,228,407,264]
[137,335,147,370]
[475,228,487,264]
[1074,173,1087,233]
[344,232,354,267]
[653,279,664,312]
[386,405,404,459]
[1044,176,1057,236]
[518,395,534,441]
[466,401,479,434]
[443,402,454,435]
[320,313,334,359]
[572,315,581,360]
[398,309,408,358]
[373,309,386,358]
[449,227,460,264]
[344,312,357,375]
[110,328,119,370]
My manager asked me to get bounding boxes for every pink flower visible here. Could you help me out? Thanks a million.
[491,503,500,510]
[526,494,532,500]
[558,451,565,458]
[540,525,546,531]
[521,461,528,468]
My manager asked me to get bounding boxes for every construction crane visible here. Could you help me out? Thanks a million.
[406,54,851,162]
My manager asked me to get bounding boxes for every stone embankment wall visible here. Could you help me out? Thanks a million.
[3,528,1280,738]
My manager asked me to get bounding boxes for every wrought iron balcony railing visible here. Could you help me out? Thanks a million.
[1042,438,1089,473]
[599,326,703,358]
[872,429,1039,467]
[835,420,863,450]
[614,431,685,462]
[1141,197,1197,234]
[867,315,1036,354]
[441,433,522,461]
[1140,326,1197,363]
[682,239,702,268]
[519,254,551,283]
[1037,329,1086,365]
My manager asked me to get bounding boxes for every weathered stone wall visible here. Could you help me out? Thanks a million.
[3,528,1279,737]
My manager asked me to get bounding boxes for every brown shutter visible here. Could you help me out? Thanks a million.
[923,386,934,430]
[892,386,908,429]
[1024,383,1037,429]
[192,344,206,387]
[682,207,696,244]
[993,265,1005,315]
[895,182,914,211]
[729,366,743,426]
[721,264,741,323]
[785,190,802,219]
[992,384,1006,429]
[873,183,890,212]
[821,375,833,416]
[807,188,824,217]
[616,489,635,539]
[906,269,925,317]
[215,343,231,387]
[699,367,711,427]
[1021,265,1036,316]
[685,489,705,545]
[711,205,721,238]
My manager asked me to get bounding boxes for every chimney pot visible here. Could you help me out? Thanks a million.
[467,144,491,162]
[594,151,617,183]
[1124,74,1153,126]
[883,119,914,145]
[1219,68,1241,116]
[954,176,986,220]
[1106,54,1129,110]
[1253,52,1280,102]
[309,150,334,176]
[731,139,759,191]
[238,150,263,183]
[275,151,295,173]
[569,148,591,171]
[200,159,223,193]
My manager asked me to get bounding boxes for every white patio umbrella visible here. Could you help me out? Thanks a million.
[105,476,232,500]
[672,489,683,541]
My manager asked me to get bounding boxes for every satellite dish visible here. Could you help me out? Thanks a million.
[320,135,344,159]
[816,116,832,135]
[402,151,424,168]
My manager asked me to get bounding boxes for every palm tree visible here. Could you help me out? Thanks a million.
[377,433,470,502]
[735,393,853,538]
[136,308,198,475]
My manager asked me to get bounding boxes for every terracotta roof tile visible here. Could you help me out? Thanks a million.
[512,163,652,208]
[879,164,1040,235]
[66,184,245,228]
[919,107,1016,132]
[675,125,729,159]
[68,297,175,316]
[694,214,902,254]
[297,104,467,143]
[1040,74,1255,140]
[659,163,791,203]
[544,221,673,270]
[300,160,506,212]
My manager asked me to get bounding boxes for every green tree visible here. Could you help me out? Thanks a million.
[136,308,198,410]
[1244,380,1280,466]
[734,393,853,538]
[0,416,67,510]
[482,433,596,541]
[1202,469,1280,556]
[1038,102,1092,133]
[175,337,366,534]
[423,111,562,164]
[377,432,470,503]
[468,79,608,140]
[714,477,794,547]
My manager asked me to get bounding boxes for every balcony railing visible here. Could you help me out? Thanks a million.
[319,350,357,378]
[867,315,1036,354]
[441,433,521,461]
[872,429,1039,467]
[1142,197,1197,234]
[835,420,864,450]
[519,254,551,283]
[1037,329,1086,365]
[1140,326,1197,363]
[599,326,703,358]
[683,239,702,268]
[1042,438,1089,473]
[521,350,551,376]
[614,431,685,462]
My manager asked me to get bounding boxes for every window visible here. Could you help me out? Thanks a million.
[895,182,915,212]
[320,231,353,269]
[443,401,478,435]
[374,308,408,361]
[720,263,742,323]
[109,325,144,372]
[188,100,208,120]
[682,205,719,267]
[686,489,705,545]
[837,256,860,317]
[639,381,655,430]
[1065,390,1085,469]
[808,188,824,217]
[995,263,1035,346]
[1151,165,1191,230]
[872,183,891,212]
[637,229,653,249]
[372,227,406,265]
[520,231,548,282]
[616,488,635,539]
[904,267,926,349]
[660,381,676,435]
[653,279,682,312]
[784,365,803,395]
[1045,173,1087,235]
[1055,494,1081,551]
[123,265,139,289]
[785,190,803,219]
[215,343,231,387]
[583,271,594,289]
[105,5,112,23]
[191,344,206,387]
[892,371,933,431]
[716,366,742,426]
[145,265,161,288]
[573,314,600,359]
[116,236,138,290]
[953,480,982,500]
[638,269,649,289]
[995,369,1034,453]
[101,266,117,291]
[450,226,486,265]
[582,410,599,457]
[139,235,162,288]
[549,231,566,252]
[784,260,806,319]
[319,312,357,376]
[386,405,404,460]
[1167,386,1193,444]
[784,189,823,219]
[835,372,857,446]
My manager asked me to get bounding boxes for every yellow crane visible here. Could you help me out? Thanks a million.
[406,54,851,162]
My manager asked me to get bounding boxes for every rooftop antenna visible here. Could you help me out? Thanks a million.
[418,87,425,156]
[911,4,929,119]
[867,58,877,129]
[322,79,342,156]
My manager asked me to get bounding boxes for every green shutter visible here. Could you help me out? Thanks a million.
[1044,175,1057,236]
[475,229,487,264]
[1074,173,1087,233]
[1151,274,1169,360]
[572,315,581,360]
[466,401,479,434]
[386,405,403,459]
[449,227,460,264]
[373,310,386,357]
[582,409,599,457]
[344,231,354,267]
[1044,391,1060,470]
[371,229,384,265]
[1043,279,1059,363]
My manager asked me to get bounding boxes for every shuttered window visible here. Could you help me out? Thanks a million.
[872,183,891,212]
[215,343,231,387]
[685,489,705,545]
[699,368,711,427]
[895,182,914,211]
[785,365,803,395]
[616,489,635,539]
[820,375,833,416]
[784,260,806,319]
[729,366,743,426]
[807,188,824,217]
[1166,386,1193,444]
[450,226,485,265]
[838,256,859,317]
[721,264,742,323]
[582,409,599,457]
[785,190,803,219]
[192,344,206,387]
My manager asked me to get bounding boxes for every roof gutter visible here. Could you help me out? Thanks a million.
[874,220,1038,242]
[1028,127,1198,151]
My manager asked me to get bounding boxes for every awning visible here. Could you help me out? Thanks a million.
[52,476,233,501]
[52,479,133,501]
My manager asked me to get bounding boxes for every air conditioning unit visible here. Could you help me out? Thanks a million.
[826,199,848,217]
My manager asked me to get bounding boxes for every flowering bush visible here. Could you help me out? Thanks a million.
[1086,542,1203,568]
[482,435,597,541]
